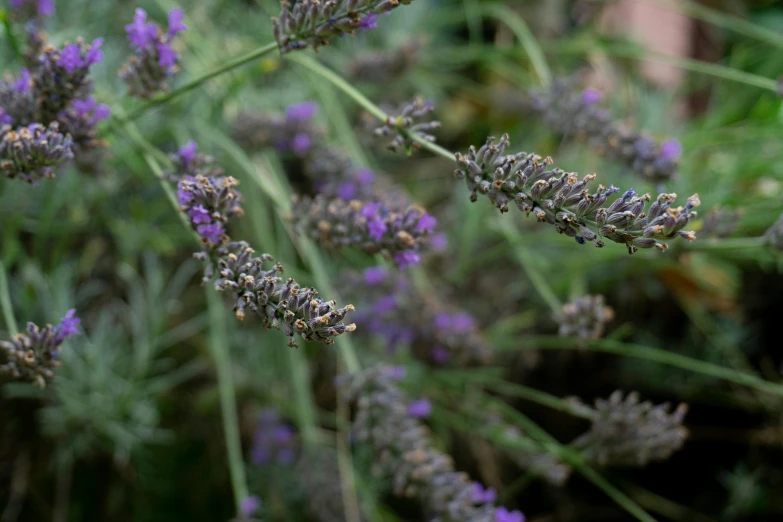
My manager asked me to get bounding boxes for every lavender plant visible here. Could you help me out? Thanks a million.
[372,97,441,153]
[0,309,79,387]
[232,102,322,157]
[568,391,688,467]
[272,0,417,54]
[119,8,187,98]
[526,80,682,183]
[0,122,74,182]
[455,134,699,253]
[554,295,615,341]
[346,267,492,365]
[343,365,525,522]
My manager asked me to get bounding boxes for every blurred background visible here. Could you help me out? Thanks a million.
[1,0,783,521]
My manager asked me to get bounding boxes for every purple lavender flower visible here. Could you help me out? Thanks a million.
[381,365,406,380]
[0,109,12,126]
[58,45,83,74]
[356,168,374,184]
[9,0,54,17]
[430,233,448,251]
[71,97,110,125]
[286,101,318,122]
[196,223,224,244]
[178,140,197,166]
[452,313,475,332]
[660,138,682,159]
[473,483,497,504]
[187,205,212,224]
[495,507,526,522]
[416,213,437,232]
[407,398,432,418]
[581,87,603,105]
[359,13,379,30]
[336,182,357,201]
[363,266,387,285]
[55,309,81,341]
[393,250,420,268]
[373,295,397,315]
[431,346,450,364]
[250,408,298,466]
[240,496,261,518]
[37,0,54,16]
[120,8,186,98]
[434,312,452,330]
[291,132,312,155]
[167,8,187,38]
[13,69,31,93]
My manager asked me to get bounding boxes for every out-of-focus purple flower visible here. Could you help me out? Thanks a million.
[92,104,111,122]
[434,312,452,330]
[472,483,497,504]
[286,101,318,122]
[85,38,104,66]
[167,8,187,38]
[416,213,437,232]
[71,97,111,125]
[37,0,55,16]
[58,44,82,74]
[336,182,357,201]
[407,399,432,418]
[240,496,261,517]
[361,202,382,219]
[367,218,387,241]
[430,233,448,251]
[157,42,178,67]
[126,8,158,49]
[178,141,197,166]
[197,223,224,244]
[373,295,397,315]
[177,176,196,204]
[0,108,12,126]
[452,313,475,332]
[55,309,80,340]
[188,205,211,224]
[660,139,682,160]
[581,88,603,105]
[291,132,312,156]
[495,507,525,522]
[251,408,298,467]
[356,168,374,185]
[359,13,379,30]
[393,250,420,268]
[382,365,406,381]
[363,266,387,285]
[431,346,450,364]
[14,69,31,94]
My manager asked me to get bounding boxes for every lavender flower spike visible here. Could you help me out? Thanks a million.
[0,122,74,183]
[554,295,615,341]
[1,309,81,387]
[200,240,356,347]
[120,8,187,98]
[374,97,441,153]
[273,0,417,54]
[455,134,699,253]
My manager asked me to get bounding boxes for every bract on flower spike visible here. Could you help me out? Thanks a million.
[454,134,699,254]
[272,0,417,54]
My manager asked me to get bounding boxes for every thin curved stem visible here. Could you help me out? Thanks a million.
[0,261,19,337]
[512,336,783,397]
[123,41,279,122]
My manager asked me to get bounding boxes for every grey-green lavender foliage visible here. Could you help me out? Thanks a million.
[526,80,681,183]
[373,97,440,153]
[200,240,356,347]
[455,134,700,253]
[554,295,615,341]
[568,391,688,467]
[273,0,417,54]
[343,365,511,522]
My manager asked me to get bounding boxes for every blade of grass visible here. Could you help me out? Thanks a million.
[0,261,19,337]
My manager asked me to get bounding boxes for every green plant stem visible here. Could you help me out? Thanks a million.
[207,289,249,514]
[691,237,768,250]
[123,41,279,122]
[0,261,19,337]
[482,3,552,87]
[511,336,783,397]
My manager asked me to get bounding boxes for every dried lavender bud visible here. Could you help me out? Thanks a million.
[119,8,187,99]
[554,295,614,341]
[272,0,416,54]
[698,206,742,239]
[343,365,520,522]
[373,97,440,153]
[296,450,368,522]
[250,408,297,466]
[0,122,74,183]
[1,309,80,388]
[231,102,322,156]
[526,80,680,183]
[291,192,436,268]
[569,391,688,467]
[455,134,700,254]
[199,240,356,347]
[346,40,421,84]
[764,213,783,250]
[346,267,492,365]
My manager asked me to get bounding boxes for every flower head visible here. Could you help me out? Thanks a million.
[359,13,379,30]
[286,101,318,122]
[167,8,187,38]
[407,398,432,418]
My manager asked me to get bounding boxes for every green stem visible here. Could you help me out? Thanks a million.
[207,289,249,513]
[497,220,562,313]
[0,10,21,59]
[512,336,783,397]
[123,41,279,122]
[690,236,767,250]
[482,3,552,87]
[0,261,19,337]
